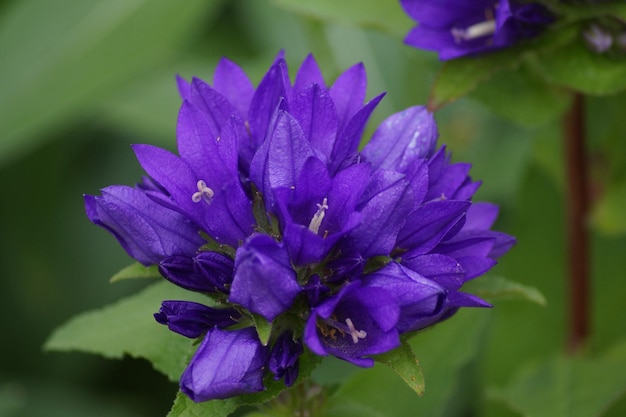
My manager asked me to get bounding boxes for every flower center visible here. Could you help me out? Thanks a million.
[308,197,329,235]
[318,316,367,344]
[191,180,214,204]
[451,9,496,43]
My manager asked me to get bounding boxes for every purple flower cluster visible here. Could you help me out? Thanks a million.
[401,0,554,60]
[85,53,514,402]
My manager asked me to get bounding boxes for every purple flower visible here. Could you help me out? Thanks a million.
[304,282,401,367]
[401,0,554,60]
[85,53,514,401]
[180,327,269,401]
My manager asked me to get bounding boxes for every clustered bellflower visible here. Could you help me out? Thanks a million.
[400,0,554,60]
[85,52,515,402]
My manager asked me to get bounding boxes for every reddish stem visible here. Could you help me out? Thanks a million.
[562,93,590,354]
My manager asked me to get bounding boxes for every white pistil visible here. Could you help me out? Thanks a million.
[191,180,214,204]
[345,318,367,344]
[308,197,328,235]
[451,19,496,43]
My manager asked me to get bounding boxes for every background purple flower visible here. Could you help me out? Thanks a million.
[401,0,554,60]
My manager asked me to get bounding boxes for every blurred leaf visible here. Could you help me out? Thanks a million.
[252,313,273,347]
[592,181,626,235]
[429,22,576,110]
[0,0,222,166]
[325,309,489,417]
[110,262,160,283]
[272,0,412,38]
[45,281,208,381]
[490,341,626,417]
[375,340,425,396]
[167,351,321,417]
[464,276,547,306]
[470,64,572,127]
[528,24,626,95]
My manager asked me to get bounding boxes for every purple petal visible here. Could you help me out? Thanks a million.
[364,262,446,333]
[398,200,471,253]
[294,53,325,93]
[330,63,367,131]
[362,106,438,173]
[84,185,202,266]
[229,234,301,321]
[181,327,268,402]
[176,75,191,101]
[212,57,254,118]
[249,110,315,207]
[290,83,338,160]
[248,59,289,145]
[330,93,385,174]
[188,78,237,140]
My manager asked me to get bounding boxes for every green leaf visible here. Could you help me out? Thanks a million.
[45,281,209,381]
[463,276,548,306]
[167,351,322,417]
[375,340,425,396]
[251,313,273,347]
[109,262,160,283]
[272,0,412,38]
[0,0,220,166]
[489,341,626,417]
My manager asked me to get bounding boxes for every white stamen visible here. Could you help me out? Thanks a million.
[345,318,367,344]
[451,19,496,43]
[191,180,214,204]
[308,197,328,235]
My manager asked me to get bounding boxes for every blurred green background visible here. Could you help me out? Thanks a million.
[1,0,625,416]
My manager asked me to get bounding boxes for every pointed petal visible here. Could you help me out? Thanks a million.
[176,75,190,101]
[363,106,438,172]
[291,83,338,160]
[398,200,471,253]
[212,57,254,118]
[330,62,367,131]
[248,59,289,145]
[294,54,325,92]
[330,93,385,174]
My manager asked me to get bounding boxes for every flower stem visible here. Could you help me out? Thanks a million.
[562,92,590,354]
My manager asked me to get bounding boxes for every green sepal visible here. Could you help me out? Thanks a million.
[375,339,425,397]
[463,276,547,306]
[109,262,160,283]
[251,313,273,346]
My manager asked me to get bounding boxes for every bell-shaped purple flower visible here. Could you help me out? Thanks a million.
[229,234,301,321]
[154,301,241,338]
[180,327,269,402]
[84,185,204,266]
[304,282,401,367]
[401,0,554,60]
